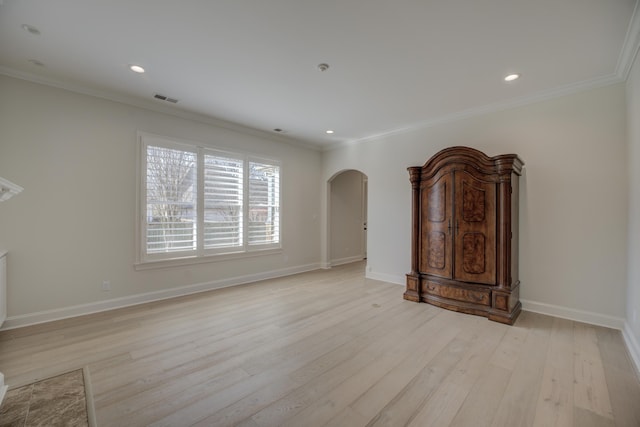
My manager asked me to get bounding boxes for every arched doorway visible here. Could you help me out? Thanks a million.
[328,170,368,266]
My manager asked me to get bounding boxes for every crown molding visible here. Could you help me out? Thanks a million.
[4,62,620,155]
[326,72,624,152]
[5,0,639,157]
[0,177,23,202]
[0,67,322,152]
[326,2,640,153]
[616,0,640,80]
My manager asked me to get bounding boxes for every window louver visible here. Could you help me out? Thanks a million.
[248,162,280,246]
[204,154,243,249]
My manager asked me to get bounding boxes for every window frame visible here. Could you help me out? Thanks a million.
[135,132,282,269]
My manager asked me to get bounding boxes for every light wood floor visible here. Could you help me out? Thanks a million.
[0,262,639,427]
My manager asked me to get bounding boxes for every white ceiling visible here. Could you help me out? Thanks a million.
[1,0,638,150]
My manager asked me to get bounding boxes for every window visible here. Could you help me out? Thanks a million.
[138,134,280,265]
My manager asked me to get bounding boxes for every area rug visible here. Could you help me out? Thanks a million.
[0,369,94,427]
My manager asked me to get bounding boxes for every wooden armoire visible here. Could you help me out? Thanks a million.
[404,146,524,325]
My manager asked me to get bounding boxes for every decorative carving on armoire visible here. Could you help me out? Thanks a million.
[405,146,524,325]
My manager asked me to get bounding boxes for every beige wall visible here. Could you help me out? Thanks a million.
[627,51,640,354]
[322,83,629,322]
[0,71,634,337]
[0,75,322,320]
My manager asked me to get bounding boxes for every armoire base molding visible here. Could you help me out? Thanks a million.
[405,273,522,325]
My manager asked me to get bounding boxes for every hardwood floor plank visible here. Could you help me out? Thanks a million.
[573,406,615,427]
[447,314,538,427]
[145,291,409,426]
[100,367,251,426]
[95,295,398,408]
[448,364,512,427]
[93,280,397,403]
[364,330,480,426]
[406,320,508,426]
[193,301,431,427]
[573,322,614,420]
[595,326,640,427]
[347,308,462,422]
[242,304,438,427]
[490,312,554,427]
[0,262,638,427]
[277,312,462,427]
[324,407,369,427]
[488,310,534,371]
[531,317,574,427]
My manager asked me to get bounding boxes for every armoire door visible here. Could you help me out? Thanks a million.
[453,171,497,284]
[420,172,452,278]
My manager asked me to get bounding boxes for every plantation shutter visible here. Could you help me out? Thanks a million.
[248,161,280,246]
[203,152,244,249]
[145,145,197,254]
[140,134,282,264]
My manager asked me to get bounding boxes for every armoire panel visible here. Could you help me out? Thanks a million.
[419,173,452,278]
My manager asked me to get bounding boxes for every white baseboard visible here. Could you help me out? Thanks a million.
[1,262,321,330]
[358,277,629,332]
[330,255,365,267]
[622,322,640,378]
[0,372,7,406]
[520,299,625,330]
[366,270,405,285]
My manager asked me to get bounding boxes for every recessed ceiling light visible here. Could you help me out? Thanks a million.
[504,73,520,82]
[21,24,40,35]
[129,64,145,74]
[326,130,334,134]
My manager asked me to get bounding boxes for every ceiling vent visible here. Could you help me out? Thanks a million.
[153,94,179,103]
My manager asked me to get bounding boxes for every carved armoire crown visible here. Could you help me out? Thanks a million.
[404,146,524,325]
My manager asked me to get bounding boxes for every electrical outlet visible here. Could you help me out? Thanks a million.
[102,280,111,292]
